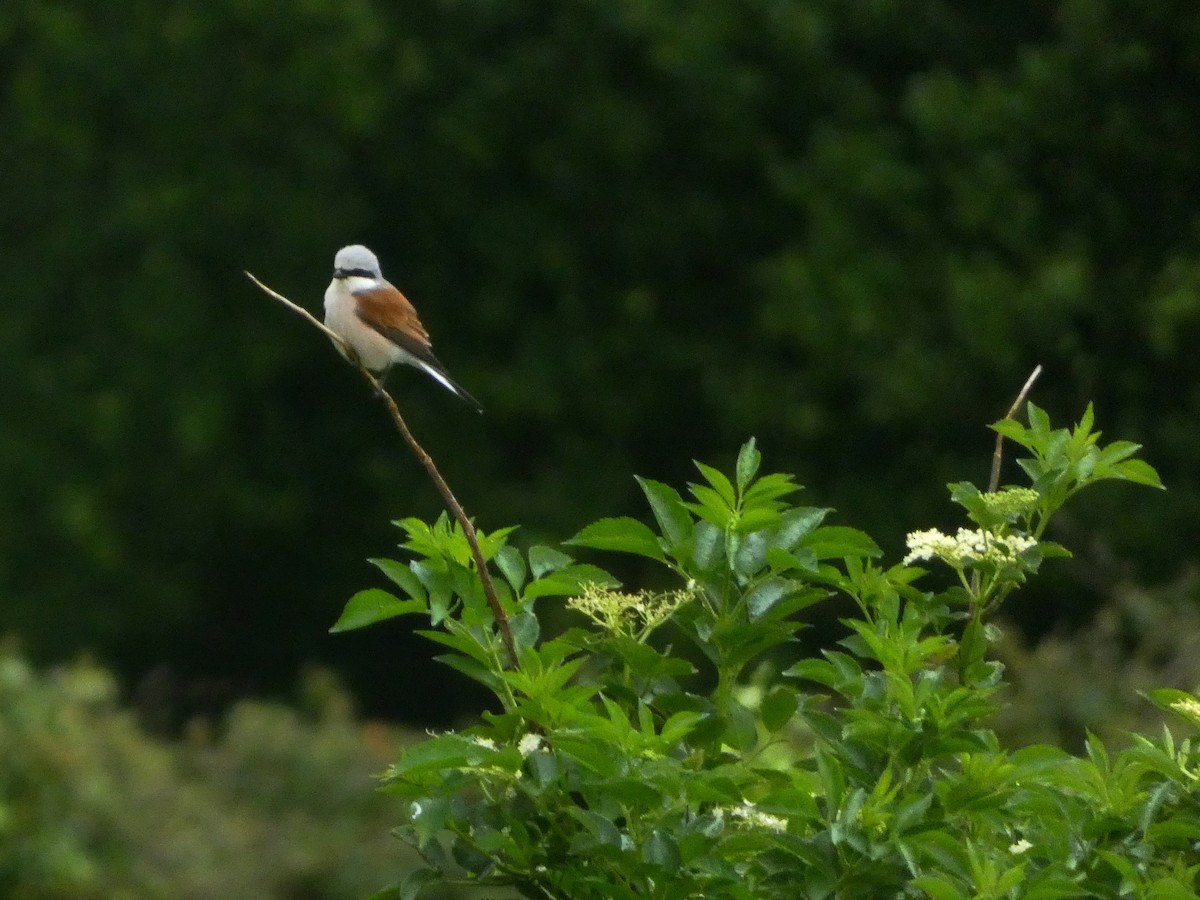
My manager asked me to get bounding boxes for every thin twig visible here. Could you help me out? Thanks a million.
[245,271,518,666]
[988,364,1043,493]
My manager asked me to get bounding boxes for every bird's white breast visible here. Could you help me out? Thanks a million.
[323,279,404,372]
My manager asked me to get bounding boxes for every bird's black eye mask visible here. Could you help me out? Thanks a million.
[334,267,376,279]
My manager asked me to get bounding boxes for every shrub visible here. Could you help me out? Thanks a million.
[339,404,1200,898]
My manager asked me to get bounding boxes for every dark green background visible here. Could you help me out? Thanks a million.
[2,0,1197,723]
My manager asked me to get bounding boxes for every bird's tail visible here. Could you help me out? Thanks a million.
[417,361,484,413]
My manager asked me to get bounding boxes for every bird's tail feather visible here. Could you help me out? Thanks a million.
[417,361,484,413]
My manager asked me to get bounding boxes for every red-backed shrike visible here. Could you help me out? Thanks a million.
[323,244,482,411]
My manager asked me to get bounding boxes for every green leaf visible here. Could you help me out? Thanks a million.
[642,830,681,872]
[990,418,1032,447]
[659,710,707,745]
[418,628,494,666]
[743,472,801,507]
[524,564,620,600]
[566,517,665,561]
[330,589,425,633]
[745,577,806,622]
[1144,688,1200,727]
[1110,457,1164,488]
[771,506,829,550]
[1027,401,1052,439]
[494,545,526,593]
[691,520,724,572]
[637,476,694,551]
[432,653,503,692]
[784,658,838,688]
[735,437,761,493]
[909,876,968,900]
[723,698,758,752]
[733,507,782,534]
[566,808,623,848]
[529,544,574,577]
[761,687,797,733]
[387,734,495,780]
[369,558,428,601]
[687,484,734,526]
[694,460,737,507]
[798,526,882,559]
[397,868,439,900]
[510,608,539,650]
[733,531,770,579]
[1097,439,1142,466]
[891,792,933,836]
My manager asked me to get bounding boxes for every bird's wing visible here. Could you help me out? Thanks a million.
[351,280,437,364]
[352,279,483,412]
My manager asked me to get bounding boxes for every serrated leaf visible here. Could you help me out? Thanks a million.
[990,418,1032,446]
[909,876,968,900]
[767,546,818,574]
[566,517,665,561]
[388,734,493,778]
[761,687,797,732]
[1111,458,1164,488]
[1097,440,1142,466]
[510,608,539,650]
[369,558,427,601]
[1027,402,1052,438]
[494,545,526,593]
[683,498,732,529]
[660,710,707,745]
[735,438,761,493]
[525,571,603,600]
[734,507,782,534]
[433,653,503,691]
[799,526,882,559]
[691,520,724,571]
[733,531,770,578]
[330,589,425,633]
[694,460,737,506]
[397,867,439,900]
[642,830,681,871]
[418,627,493,665]
[770,506,828,551]
[529,545,574,577]
[637,477,694,551]
[743,471,801,508]
[745,577,802,622]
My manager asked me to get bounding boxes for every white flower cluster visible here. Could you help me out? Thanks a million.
[903,527,1036,568]
[518,733,544,756]
[1171,696,1200,721]
[716,800,788,834]
[981,487,1040,518]
[567,582,698,637]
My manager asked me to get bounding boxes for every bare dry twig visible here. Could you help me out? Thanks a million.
[988,364,1044,493]
[245,271,518,667]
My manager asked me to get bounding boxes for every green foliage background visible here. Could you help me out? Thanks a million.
[0,647,422,898]
[1,0,1198,720]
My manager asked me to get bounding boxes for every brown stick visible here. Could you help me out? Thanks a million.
[245,271,518,666]
[988,364,1044,493]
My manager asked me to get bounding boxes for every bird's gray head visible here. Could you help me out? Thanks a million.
[332,244,382,280]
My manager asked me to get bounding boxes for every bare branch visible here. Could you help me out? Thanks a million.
[988,364,1044,493]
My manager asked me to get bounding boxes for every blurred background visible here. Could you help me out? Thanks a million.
[2,0,1199,894]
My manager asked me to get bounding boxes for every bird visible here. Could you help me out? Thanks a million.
[323,244,482,412]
